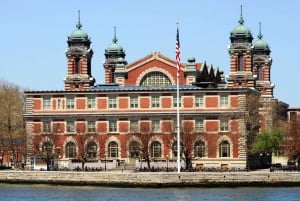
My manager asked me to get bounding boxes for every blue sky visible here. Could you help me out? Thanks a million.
[0,1,299,107]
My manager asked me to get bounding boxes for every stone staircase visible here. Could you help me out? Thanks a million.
[110,161,136,172]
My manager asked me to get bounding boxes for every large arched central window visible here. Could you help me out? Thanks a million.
[87,141,97,159]
[140,71,171,87]
[108,141,119,158]
[194,141,205,157]
[219,141,230,157]
[150,141,162,158]
[65,142,76,158]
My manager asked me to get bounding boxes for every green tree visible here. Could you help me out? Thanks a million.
[284,119,300,166]
[0,80,26,167]
[252,127,284,154]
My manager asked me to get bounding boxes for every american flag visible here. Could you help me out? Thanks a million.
[176,26,181,77]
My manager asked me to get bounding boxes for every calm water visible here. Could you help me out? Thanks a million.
[0,184,300,201]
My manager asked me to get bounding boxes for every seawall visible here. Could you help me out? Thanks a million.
[1,170,300,188]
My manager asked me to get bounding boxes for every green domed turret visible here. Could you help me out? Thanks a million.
[70,25,88,39]
[253,22,270,51]
[230,5,253,43]
[231,17,252,37]
[106,27,123,52]
[67,10,91,48]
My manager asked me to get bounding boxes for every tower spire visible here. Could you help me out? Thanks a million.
[258,21,263,39]
[113,26,118,43]
[238,5,244,25]
[76,10,82,29]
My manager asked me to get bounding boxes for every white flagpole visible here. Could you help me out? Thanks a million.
[176,71,180,173]
[176,23,181,173]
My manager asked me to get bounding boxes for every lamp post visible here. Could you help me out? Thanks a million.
[166,155,169,172]
[104,153,107,171]
[139,151,143,170]
[260,153,263,169]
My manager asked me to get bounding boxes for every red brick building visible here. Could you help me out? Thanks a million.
[24,9,287,170]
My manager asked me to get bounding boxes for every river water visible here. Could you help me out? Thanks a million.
[1,184,300,201]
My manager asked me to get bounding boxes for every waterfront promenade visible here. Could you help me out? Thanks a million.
[1,169,300,187]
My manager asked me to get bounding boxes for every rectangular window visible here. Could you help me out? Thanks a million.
[173,120,182,133]
[220,95,229,107]
[220,119,229,132]
[257,65,263,81]
[87,96,96,109]
[238,55,244,71]
[195,119,204,132]
[195,95,204,108]
[151,95,160,108]
[152,120,160,132]
[66,97,75,109]
[109,96,117,109]
[87,120,96,133]
[57,99,62,110]
[130,120,139,133]
[43,97,51,109]
[173,95,181,108]
[130,96,139,108]
[66,121,75,133]
[42,121,51,133]
[109,120,117,133]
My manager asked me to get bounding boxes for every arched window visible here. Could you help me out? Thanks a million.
[172,141,184,157]
[74,57,80,74]
[42,142,53,154]
[87,141,97,159]
[219,141,230,157]
[129,141,140,158]
[140,71,171,87]
[257,65,263,80]
[65,142,76,158]
[194,141,205,157]
[237,55,244,71]
[108,141,119,158]
[150,141,161,158]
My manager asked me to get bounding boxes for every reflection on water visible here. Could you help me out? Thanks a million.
[0,184,300,201]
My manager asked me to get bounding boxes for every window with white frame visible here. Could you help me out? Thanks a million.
[195,95,204,108]
[150,141,161,158]
[43,97,51,109]
[173,120,182,133]
[57,99,62,110]
[66,121,75,133]
[195,119,204,132]
[87,120,96,133]
[109,96,117,109]
[173,95,181,108]
[140,71,171,87]
[108,141,119,157]
[42,141,53,153]
[219,141,230,157]
[65,142,76,158]
[130,120,139,133]
[152,120,160,133]
[151,95,160,108]
[130,96,139,108]
[87,96,96,109]
[66,97,75,109]
[109,120,117,133]
[220,119,229,132]
[172,141,184,157]
[194,141,205,157]
[220,94,229,107]
[87,141,97,159]
[42,121,51,133]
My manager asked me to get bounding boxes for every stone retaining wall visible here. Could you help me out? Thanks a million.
[0,171,300,187]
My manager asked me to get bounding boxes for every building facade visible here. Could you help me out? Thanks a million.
[24,8,286,170]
